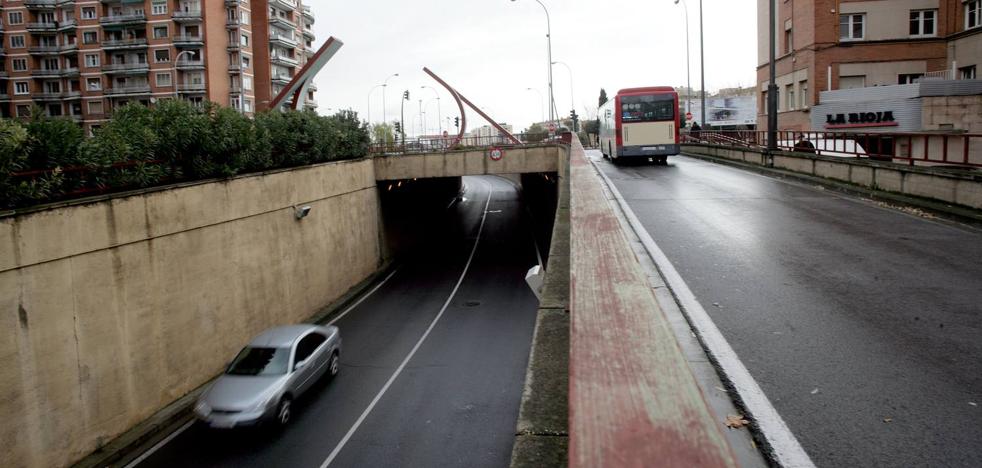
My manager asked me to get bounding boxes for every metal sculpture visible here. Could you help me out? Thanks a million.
[269,36,344,111]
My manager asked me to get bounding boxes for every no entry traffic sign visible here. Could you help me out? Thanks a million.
[548,122,557,132]
[489,147,504,161]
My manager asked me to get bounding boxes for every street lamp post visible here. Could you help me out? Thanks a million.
[367,84,383,124]
[674,0,692,114]
[511,0,555,124]
[421,85,442,134]
[552,61,575,119]
[526,87,544,123]
[767,0,778,150]
[381,73,399,126]
[699,0,706,129]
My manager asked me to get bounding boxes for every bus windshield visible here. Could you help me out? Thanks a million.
[620,94,675,123]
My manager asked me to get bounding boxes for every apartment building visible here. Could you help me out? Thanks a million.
[756,0,982,131]
[0,0,316,133]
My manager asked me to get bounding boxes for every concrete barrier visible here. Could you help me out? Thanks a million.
[373,145,561,181]
[684,144,982,211]
[0,159,383,468]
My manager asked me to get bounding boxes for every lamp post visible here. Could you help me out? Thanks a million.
[511,0,555,125]
[552,61,575,118]
[173,50,196,99]
[767,0,778,150]
[421,85,442,134]
[674,0,692,115]
[367,84,383,124]
[526,87,544,122]
[381,73,398,126]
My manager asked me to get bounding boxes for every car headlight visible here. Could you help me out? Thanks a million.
[195,401,211,417]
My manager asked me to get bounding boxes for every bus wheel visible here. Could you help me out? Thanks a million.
[656,156,668,165]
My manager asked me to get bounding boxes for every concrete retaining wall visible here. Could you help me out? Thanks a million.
[0,159,383,468]
[684,144,982,210]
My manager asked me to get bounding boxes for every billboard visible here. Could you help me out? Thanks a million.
[684,95,757,128]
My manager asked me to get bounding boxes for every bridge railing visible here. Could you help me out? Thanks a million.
[369,132,553,155]
[686,130,982,168]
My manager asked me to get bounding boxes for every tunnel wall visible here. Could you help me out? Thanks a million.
[0,159,382,468]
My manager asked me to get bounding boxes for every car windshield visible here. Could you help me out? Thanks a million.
[226,347,290,376]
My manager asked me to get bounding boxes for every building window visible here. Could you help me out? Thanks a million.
[154,26,169,39]
[840,14,865,41]
[240,34,249,46]
[799,81,808,108]
[241,11,250,25]
[12,58,27,71]
[17,105,32,118]
[83,31,98,44]
[967,1,981,29]
[14,82,30,95]
[910,10,936,36]
[152,1,168,15]
[898,73,924,85]
[242,56,251,69]
[961,65,978,80]
[10,35,25,49]
[154,49,170,63]
[785,84,795,111]
[784,20,793,54]
[8,11,23,25]
[231,96,242,110]
[839,75,867,89]
[85,54,100,67]
[82,7,97,19]
[244,100,253,112]
[87,77,102,90]
[88,101,104,115]
[156,72,172,87]
[243,76,253,90]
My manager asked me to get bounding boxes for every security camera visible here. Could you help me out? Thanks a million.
[295,205,311,220]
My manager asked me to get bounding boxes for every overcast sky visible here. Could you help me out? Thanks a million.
[308,0,757,135]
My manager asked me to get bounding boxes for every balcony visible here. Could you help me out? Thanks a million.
[59,42,78,53]
[28,45,62,55]
[26,0,76,9]
[31,68,62,78]
[271,74,293,86]
[229,84,243,94]
[269,15,296,29]
[225,0,245,6]
[58,20,77,31]
[99,13,146,27]
[271,0,298,11]
[34,92,66,101]
[270,54,299,67]
[177,83,206,93]
[302,6,314,24]
[102,62,150,74]
[0,94,10,102]
[302,28,315,40]
[228,63,242,72]
[63,90,81,99]
[173,35,204,47]
[102,38,148,50]
[172,10,202,22]
[105,84,151,96]
[61,67,80,77]
[0,71,7,78]
[227,42,242,51]
[175,59,205,70]
[226,17,241,28]
[269,32,298,48]
[26,22,58,32]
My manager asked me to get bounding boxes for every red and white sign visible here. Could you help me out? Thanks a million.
[685,112,693,121]
[443,130,449,137]
[548,122,557,133]
[489,147,504,161]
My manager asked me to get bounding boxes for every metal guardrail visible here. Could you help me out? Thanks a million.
[686,130,982,168]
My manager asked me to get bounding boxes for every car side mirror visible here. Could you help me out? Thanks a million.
[294,360,307,372]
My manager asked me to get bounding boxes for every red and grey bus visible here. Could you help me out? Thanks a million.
[599,86,680,164]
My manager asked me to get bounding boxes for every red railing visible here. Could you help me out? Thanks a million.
[684,130,982,168]
[369,132,550,155]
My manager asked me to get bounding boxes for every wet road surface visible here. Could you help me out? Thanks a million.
[596,151,982,467]
[133,176,539,468]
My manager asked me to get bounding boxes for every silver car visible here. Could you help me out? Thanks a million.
[194,324,342,428]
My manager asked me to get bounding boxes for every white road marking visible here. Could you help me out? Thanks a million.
[590,155,816,468]
[125,267,400,467]
[319,181,495,468]
[122,420,194,468]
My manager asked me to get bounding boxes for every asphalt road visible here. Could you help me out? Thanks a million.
[133,176,540,468]
[596,152,982,467]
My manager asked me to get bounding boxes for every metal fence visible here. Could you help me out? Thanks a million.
[369,132,550,155]
[685,130,982,168]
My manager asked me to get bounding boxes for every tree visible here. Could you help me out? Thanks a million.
[598,88,608,108]
[371,122,395,147]
[524,123,548,143]
[25,106,84,170]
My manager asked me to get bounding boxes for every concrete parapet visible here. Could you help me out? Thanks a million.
[374,145,561,181]
[683,144,982,211]
[0,159,383,468]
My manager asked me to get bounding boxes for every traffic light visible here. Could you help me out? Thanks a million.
[570,109,576,120]
[403,90,410,100]
[394,122,401,133]
[454,117,460,128]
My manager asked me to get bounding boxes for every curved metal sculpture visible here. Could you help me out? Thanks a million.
[269,37,344,111]
[423,67,522,149]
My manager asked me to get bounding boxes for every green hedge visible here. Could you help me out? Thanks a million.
[1,101,370,209]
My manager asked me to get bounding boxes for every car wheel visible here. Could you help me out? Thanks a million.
[328,352,340,379]
[276,397,292,426]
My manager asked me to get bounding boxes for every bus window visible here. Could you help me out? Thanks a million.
[621,95,675,122]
